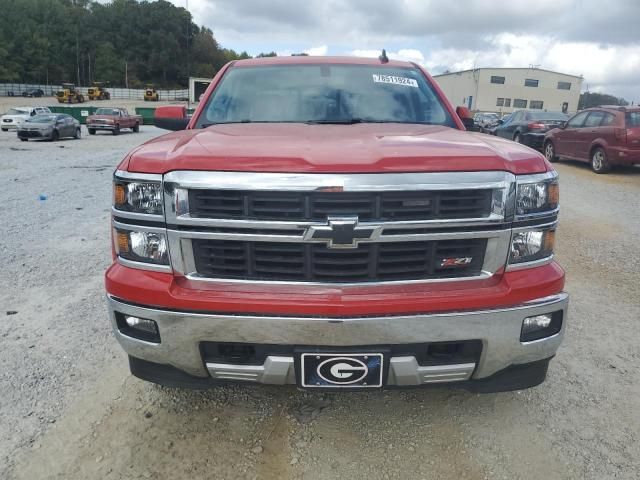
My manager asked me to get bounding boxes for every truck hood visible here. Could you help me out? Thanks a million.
[125,123,550,174]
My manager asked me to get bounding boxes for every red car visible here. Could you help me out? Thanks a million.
[544,106,640,173]
[106,56,568,393]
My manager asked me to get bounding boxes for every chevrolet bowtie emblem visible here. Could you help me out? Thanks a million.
[304,217,379,249]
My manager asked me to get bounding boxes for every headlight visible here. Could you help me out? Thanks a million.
[516,175,559,216]
[115,228,169,265]
[509,227,555,264]
[114,179,163,215]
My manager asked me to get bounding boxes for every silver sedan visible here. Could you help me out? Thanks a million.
[16,114,81,141]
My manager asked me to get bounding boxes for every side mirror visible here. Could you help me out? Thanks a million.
[154,105,188,131]
[456,106,475,130]
[560,121,567,129]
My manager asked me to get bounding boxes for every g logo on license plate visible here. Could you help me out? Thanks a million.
[317,357,368,385]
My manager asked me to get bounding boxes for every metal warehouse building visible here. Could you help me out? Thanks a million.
[433,68,583,115]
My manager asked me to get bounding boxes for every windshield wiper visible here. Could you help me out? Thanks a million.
[305,118,366,125]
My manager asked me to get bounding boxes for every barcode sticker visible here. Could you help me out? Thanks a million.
[372,74,418,88]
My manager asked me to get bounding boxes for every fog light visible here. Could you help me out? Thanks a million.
[520,311,562,342]
[116,313,160,343]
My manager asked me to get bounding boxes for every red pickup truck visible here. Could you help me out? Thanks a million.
[106,56,568,393]
[86,107,141,135]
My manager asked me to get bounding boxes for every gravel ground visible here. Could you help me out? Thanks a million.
[0,127,639,479]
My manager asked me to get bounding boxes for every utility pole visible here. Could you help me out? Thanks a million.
[125,61,128,88]
[186,0,191,109]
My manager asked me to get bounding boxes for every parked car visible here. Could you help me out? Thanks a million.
[16,113,81,141]
[1,106,52,131]
[86,107,141,135]
[495,111,568,149]
[105,55,568,394]
[475,112,500,133]
[544,106,640,173]
[485,112,513,135]
[22,88,45,97]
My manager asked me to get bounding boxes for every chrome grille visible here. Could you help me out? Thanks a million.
[159,170,515,285]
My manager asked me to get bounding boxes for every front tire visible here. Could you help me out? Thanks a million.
[50,130,59,142]
[74,127,81,139]
[112,124,120,135]
[88,128,96,135]
[544,141,557,162]
[513,132,521,143]
[1,128,8,132]
[20,138,28,142]
[591,147,611,174]
[132,123,139,133]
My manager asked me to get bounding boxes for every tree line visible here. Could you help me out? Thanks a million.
[0,0,268,88]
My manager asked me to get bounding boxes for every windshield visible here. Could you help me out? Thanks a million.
[196,64,456,128]
[525,111,568,121]
[95,108,120,115]
[26,115,57,123]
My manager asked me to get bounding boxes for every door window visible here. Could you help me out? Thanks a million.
[584,111,605,127]
[567,111,589,128]
[601,113,616,126]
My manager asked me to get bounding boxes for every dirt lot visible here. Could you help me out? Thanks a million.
[0,124,639,480]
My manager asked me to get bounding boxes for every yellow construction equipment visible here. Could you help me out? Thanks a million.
[87,82,111,100]
[56,83,85,104]
[144,84,159,101]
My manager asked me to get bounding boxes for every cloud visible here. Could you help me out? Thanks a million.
[174,0,640,100]
[305,45,328,56]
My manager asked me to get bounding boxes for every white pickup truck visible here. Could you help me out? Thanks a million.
[1,106,52,131]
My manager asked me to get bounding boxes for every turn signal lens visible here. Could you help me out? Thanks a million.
[114,184,126,205]
[116,231,130,252]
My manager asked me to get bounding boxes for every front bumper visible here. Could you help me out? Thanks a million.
[108,292,568,389]
[87,123,115,130]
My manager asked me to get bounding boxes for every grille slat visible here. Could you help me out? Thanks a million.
[192,239,487,283]
[188,189,493,221]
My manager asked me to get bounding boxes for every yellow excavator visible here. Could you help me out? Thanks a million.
[144,84,159,101]
[87,81,111,100]
[56,83,85,104]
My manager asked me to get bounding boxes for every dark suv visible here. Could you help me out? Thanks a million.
[495,110,568,149]
[544,106,640,173]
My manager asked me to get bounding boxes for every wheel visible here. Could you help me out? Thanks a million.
[88,128,96,135]
[74,127,81,139]
[513,132,521,143]
[544,141,557,162]
[591,147,611,174]
[105,92,110,100]
[112,124,120,135]
[132,123,139,133]
[20,138,28,142]
[1,128,7,132]
[51,130,59,142]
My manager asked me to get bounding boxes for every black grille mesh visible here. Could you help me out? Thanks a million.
[192,239,487,283]
[188,189,493,221]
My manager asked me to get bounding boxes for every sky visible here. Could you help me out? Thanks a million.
[171,0,640,102]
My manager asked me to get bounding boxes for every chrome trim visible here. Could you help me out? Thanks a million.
[506,255,554,272]
[205,356,475,386]
[107,292,569,379]
[207,356,295,384]
[163,170,514,191]
[515,207,559,222]
[388,358,475,385]
[114,170,163,182]
[111,207,164,223]
[515,171,558,184]
[113,220,168,235]
[116,257,172,273]
[510,220,557,233]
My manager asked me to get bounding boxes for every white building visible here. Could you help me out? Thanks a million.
[433,68,583,115]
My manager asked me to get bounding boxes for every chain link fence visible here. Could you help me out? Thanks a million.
[0,83,188,101]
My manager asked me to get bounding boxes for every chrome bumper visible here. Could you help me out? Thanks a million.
[107,293,568,386]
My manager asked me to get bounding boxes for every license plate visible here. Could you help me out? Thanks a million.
[300,353,384,388]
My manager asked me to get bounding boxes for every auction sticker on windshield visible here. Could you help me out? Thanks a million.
[372,74,418,87]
